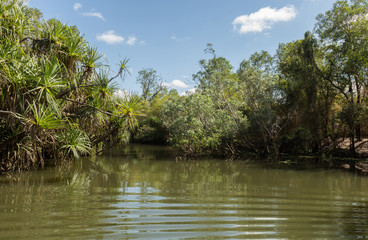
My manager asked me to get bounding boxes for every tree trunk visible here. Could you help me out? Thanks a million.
[356,81,362,141]
[356,125,361,142]
[350,127,356,155]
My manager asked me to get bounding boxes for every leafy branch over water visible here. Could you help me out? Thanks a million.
[0,1,134,172]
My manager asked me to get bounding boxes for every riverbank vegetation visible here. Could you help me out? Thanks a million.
[1,0,368,173]
[0,0,135,172]
[134,0,368,158]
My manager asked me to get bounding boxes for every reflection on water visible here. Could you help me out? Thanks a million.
[0,144,368,239]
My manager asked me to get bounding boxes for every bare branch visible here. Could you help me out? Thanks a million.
[0,110,26,124]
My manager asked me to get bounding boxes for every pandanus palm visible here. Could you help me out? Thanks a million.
[27,102,64,130]
[117,94,145,130]
[0,0,28,40]
[82,47,104,75]
[57,127,92,160]
[27,57,64,114]
[62,32,85,75]
[90,71,116,102]
[41,19,68,49]
[0,1,136,172]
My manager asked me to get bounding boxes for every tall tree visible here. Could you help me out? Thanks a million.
[237,51,283,155]
[136,68,165,101]
[314,0,368,153]
[276,33,331,153]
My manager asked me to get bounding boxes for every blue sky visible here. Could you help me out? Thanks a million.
[28,0,336,94]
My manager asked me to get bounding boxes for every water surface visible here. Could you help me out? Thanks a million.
[1,144,368,239]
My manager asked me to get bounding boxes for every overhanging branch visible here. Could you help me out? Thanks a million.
[64,98,120,118]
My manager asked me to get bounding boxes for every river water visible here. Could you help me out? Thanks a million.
[0,144,368,239]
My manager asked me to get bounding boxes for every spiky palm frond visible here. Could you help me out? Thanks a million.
[60,29,86,74]
[42,19,68,47]
[117,94,145,130]
[91,70,117,101]
[57,127,91,160]
[27,102,64,129]
[27,58,64,113]
[0,0,28,40]
[82,46,104,69]
[118,58,131,77]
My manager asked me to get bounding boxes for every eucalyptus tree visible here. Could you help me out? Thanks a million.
[161,44,247,156]
[238,51,275,112]
[313,0,368,153]
[276,33,336,153]
[236,51,286,156]
[193,44,245,130]
[136,68,166,101]
[134,68,178,145]
[162,92,244,156]
[132,88,175,144]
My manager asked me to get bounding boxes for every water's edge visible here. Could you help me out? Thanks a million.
[1,144,367,239]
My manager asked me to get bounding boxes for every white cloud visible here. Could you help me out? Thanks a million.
[233,6,297,34]
[73,3,82,11]
[163,80,189,89]
[114,89,131,99]
[97,31,124,44]
[170,35,191,41]
[82,11,105,21]
[180,88,196,96]
[126,36,138,46]
[96,32,144,46]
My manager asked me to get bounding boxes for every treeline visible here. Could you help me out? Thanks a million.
[133,0,368,158]
[1,0,368,173]
[0,1,137,172]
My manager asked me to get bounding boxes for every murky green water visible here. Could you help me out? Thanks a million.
[1,144,368,239]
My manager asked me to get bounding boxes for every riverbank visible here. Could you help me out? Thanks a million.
[330,138,368,175]
[274,138,368,176]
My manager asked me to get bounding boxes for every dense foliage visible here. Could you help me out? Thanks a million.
[0,1,136,172]
[134,0,368,158]
[2,0,368,172]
